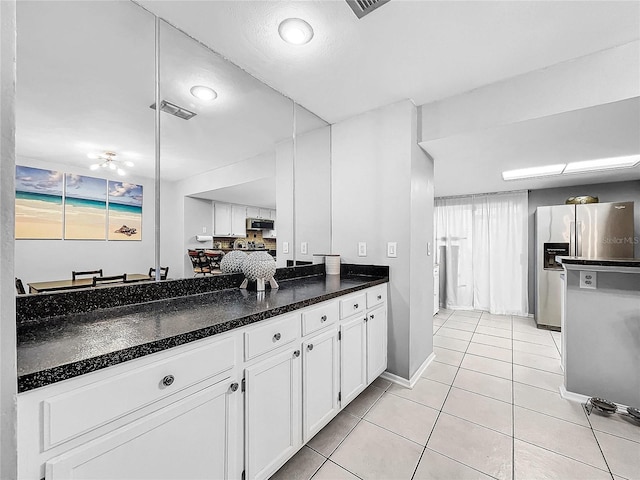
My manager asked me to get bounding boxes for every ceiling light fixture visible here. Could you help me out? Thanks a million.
[502,164,566,181]
[278,18,314,45]
[88,151,133,176]
[563,155,640,174]
[190,85,218,101]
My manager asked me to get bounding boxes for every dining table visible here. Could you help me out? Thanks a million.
[27,274,152,294]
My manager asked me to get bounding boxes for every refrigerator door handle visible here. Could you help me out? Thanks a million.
[576,221,583,257]
[569,221,576,256]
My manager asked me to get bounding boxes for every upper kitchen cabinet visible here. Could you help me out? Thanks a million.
[213,203,246,237]
[15,2,156,285]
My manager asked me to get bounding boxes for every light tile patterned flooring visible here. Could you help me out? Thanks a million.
[271,309,640,480]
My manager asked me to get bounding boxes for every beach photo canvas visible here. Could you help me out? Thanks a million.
[15,165,64,239]
[64,174,107,240]
[108,181,142,241]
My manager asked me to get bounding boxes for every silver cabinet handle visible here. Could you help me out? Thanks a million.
[230,382,239,392]
[354,303,359,309]
[307,344,314,351]
[293,350,300,358]
[273,333,281,341]
[370,314,375,319]
[377,295,382,300]
[321,315,327,322]
[364,317,368,323]
[162,375,175,387]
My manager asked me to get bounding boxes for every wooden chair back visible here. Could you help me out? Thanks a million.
[73,269,103,281]
[187,249,212,276]
[92,274,127,287]
[148,266,169,280]
[15,277,26,295]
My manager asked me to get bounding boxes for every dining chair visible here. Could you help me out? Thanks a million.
[73,269,103,281]
[92,274,127,287]
[15,277,26,295]
[188,249,212,276]
[204,250,224,269]
[148,266,169,280]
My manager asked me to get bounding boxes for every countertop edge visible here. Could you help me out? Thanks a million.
[18,276,388,393]
[556,256,640,268]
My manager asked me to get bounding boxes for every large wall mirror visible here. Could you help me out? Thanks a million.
[15,1,331,291]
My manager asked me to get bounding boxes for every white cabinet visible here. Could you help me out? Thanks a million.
[214,203,232,236]
[46,379,239,480]
[244,348,301,480]
[246,206,259,218]
[366,305,387,384]
[302,329,340,443]
[213,203,246,237]
[340,316,368,406]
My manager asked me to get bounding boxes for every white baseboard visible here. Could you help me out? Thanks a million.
[380,352,436,389]
[559,384,590,404]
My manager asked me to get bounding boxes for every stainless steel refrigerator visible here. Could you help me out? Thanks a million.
[535,201,635,329]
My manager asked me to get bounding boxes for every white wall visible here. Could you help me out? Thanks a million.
[0,1,17,476]
[14,158,155,285]
[332,100,434,381]
[295,125,331,263]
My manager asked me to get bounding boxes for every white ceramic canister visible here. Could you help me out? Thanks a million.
[325,254,341,275]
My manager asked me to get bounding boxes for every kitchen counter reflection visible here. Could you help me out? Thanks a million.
[17,269,388,392]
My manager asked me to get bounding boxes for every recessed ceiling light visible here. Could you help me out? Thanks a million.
[564,155,640,174]
[502,164,566,181]
[278,18,314,45]
[190,85,217,101]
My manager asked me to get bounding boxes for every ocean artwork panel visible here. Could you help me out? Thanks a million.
[108,181,142,241]
[15,165,64,239]
[64,174,107,240]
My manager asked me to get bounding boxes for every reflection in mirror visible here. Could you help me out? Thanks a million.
[293,104,332,266]
[14,1,156,293]
[158,20,295,278]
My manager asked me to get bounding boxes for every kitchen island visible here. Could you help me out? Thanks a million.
[557,257,640,407]
[17,264,389,480]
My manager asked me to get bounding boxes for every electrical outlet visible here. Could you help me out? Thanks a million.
[358,242,367,257]
[301,242,308,255]
[282,242,289,254]
[580,271,597,289]
[387,242,397,258]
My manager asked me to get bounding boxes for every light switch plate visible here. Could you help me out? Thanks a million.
[387,242,397,258]
[301,242,308,255]
[580,270,596,289]
[282,242,289,254]
[427,242,432,256]
[358,242,367,257]
[202,226,207,233]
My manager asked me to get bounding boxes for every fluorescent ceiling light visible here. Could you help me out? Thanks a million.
[502,164,566,181]
[278,18,314,45]
[190,85,217,101]
[564,155,640,174]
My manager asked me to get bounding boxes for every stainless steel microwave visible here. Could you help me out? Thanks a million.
[246,218,274,230]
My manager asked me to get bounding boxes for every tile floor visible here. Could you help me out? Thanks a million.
[271,309,640,480]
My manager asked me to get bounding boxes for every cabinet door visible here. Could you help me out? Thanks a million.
[45,379,240,480]
[340,316,367,407]
[246,206,259,219]
[302,329,339,443]
[367,305,387,384]
[231,205,247,237]
[214,203,232,236]
[245,348,301,480]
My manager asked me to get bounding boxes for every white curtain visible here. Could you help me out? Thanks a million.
[435,191,529,315]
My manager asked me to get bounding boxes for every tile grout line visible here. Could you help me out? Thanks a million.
[582,405,616,480]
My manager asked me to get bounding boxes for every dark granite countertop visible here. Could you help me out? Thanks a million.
[17,273,387,392]
[556,256,640,268]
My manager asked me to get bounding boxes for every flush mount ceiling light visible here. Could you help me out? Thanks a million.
[564,155,640,174]
[88,151,134,176]
[502,164,566,181]
[278,18,314,45]
[190,85,218,101]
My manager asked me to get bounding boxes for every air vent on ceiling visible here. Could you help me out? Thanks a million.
[149,100,197,120]
[345,0,391,19]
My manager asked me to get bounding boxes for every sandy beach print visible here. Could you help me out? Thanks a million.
[108,181,143,241]
[65,174,107,240]
[15,166,64,239]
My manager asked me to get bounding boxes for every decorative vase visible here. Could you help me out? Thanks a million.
[240,251,278,291]
[220,250,248,274]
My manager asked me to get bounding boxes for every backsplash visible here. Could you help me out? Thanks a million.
[213,230,276,250]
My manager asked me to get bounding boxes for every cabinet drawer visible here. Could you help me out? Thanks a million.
[244,313,300,361]
[302,302,338,336]
[44,336,236,449]
[366,286,386,309]
[339,293,366,320]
